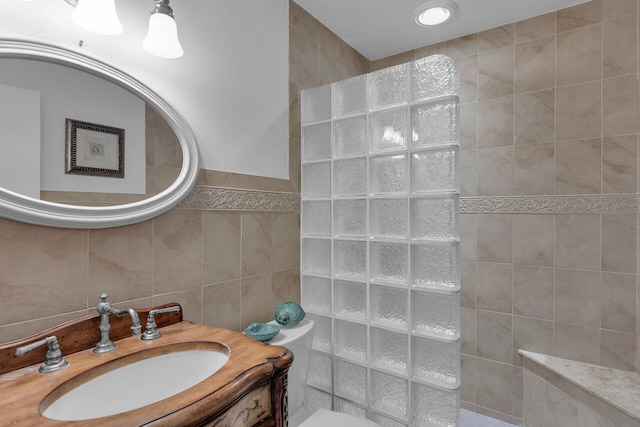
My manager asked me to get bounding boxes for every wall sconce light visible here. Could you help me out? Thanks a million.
[64,0,183,59]
[142,0,184,59]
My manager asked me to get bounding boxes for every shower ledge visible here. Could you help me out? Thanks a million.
[519,350,640,424]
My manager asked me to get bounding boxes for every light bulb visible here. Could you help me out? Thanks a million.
[142,12,184,59]
[71,0,123,35]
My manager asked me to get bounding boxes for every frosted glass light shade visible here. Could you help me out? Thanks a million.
[71,0,123,35]
[143,13,184,59]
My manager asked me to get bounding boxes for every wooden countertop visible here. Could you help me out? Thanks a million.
[0,321,292,426]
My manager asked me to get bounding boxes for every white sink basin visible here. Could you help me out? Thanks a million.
[41,344,229,421]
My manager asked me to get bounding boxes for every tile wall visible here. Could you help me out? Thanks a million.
[372,0,640,424]
[0,1,367,344]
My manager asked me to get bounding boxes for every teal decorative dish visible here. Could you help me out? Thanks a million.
[274,301,305,327]
[243,322,281,342]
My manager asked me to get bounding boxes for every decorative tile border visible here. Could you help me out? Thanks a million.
[461,195,639,214]
[177,186,300,211]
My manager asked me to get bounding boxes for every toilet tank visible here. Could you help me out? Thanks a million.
[268,319,315,414]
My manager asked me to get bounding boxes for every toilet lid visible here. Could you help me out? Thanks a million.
[299,409,381,427]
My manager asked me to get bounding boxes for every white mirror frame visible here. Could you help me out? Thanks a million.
[0,39,199,229]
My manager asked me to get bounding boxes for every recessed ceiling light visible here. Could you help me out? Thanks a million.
[415,1,456,26]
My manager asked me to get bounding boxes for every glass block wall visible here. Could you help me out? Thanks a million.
[300,55,460,427]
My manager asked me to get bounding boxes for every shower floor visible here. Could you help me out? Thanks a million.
[461,409,519,427]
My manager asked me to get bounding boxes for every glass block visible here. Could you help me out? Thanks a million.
[369,198,408,239]
[334,199,366,238]
[334,157,367,196]
[306,387,333,414]
[369,108,408,152]
[303,122,332,161]
[334,240,367,280]
[370,63,408,110]
[334,280,367,321]
[370,285,408,331]
[307,351,333,391]
[370,242,408,284]
[411,147,459,194]
[302,84,332,124]
[412,382,459,427]
[411,243,460,291]
[302,200,331,236]
[301,275,332,315]
[334,359,368,404]
[411,54,460,102]
[334,398,367,418]
[411,98,459,148]
[302,162,331,198]
[412,290,460,340]
[333,74,367,117]
[370,154,408,195]
[334,115,367,157]
[308,314,332,353]
[412,336,460,389]
[371,370,408,420]
[372,413,409,427]
[370,327,408,375]
[411,195,459,241]
[334,319,367,362]
[301,238,331,276]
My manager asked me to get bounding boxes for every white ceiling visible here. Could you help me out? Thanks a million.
[293,0,590,60]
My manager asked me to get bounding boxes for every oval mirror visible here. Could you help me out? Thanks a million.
[0,39,199,228]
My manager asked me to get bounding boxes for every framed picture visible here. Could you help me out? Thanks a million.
[65,118,125,178]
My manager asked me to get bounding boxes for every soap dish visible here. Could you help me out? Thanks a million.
[243,323,281,342]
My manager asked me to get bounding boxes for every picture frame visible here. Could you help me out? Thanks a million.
[65,118,125,178]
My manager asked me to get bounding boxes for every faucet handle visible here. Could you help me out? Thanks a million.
[141,306,181,340]
[16,336,69,373]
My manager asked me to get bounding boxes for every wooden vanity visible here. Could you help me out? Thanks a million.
[0,304,293,426]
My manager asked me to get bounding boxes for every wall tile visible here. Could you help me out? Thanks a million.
[203,280,241,331]
[602,0,636,20]
[603,75,639,136]
[241,274,273,329]
[460,150,477,197]
[461,260,477,309]
[460,214,477,261]
[477,146,514,196]
[543,383,579,427]
[553,323,600,364]
[461,354,476,404]
[514,143,555,195]
[556,24,602,86]
[556,81,602,141]
[603,15,638,78]
[478,46,515,100]
[523,367,545,427]
[478,24,515,51]
[600,272,637,332]
[515,13,556,44]
[513,214,554,266]
[556,0,602,33]
[446,35,478,59]
[477,96,513,148]
[461,306,476,355]
[554,268,601,327]
[476,262,512,313]
[555,214,601,270]
[153,211,203,294]
[456,55,478,103]
[203,212,241,285]
[556,138,602,195]
[88,221,153,303]
[602,214,637,273]
[513,265,554,320]
[241,212,272,277]
[460,102,478,150]
[475,358,513,414]
[514,90,555,145]
[477,310,513,363]
[512,316,553,367]
[152,287,202,324]
[602,134,638,194]
[514,36,555,93]
[272,212,300,272]
[600,329,637,371]
[272,268,301,307]
[477,214,513,263]
[511,366,523,418]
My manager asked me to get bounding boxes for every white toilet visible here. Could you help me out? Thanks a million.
[268,319,381,427]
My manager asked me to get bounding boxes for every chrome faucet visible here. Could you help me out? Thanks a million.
[93,293,141,354]
[15,336,69,373]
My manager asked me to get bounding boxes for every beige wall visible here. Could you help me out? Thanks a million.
[0,1,367,344]
[373,0,640,424]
